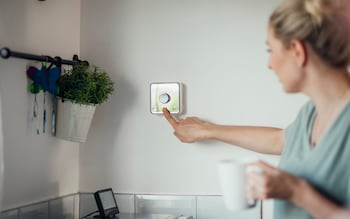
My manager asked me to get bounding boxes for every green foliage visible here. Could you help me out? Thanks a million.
[57,64,114,105]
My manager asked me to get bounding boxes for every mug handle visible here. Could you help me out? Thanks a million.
[246,165,264,209]
[247,198,257,208]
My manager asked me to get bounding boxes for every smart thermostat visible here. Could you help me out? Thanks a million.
[150,82,183,114]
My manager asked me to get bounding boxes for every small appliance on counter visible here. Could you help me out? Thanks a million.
[82,188,193,219]
[93,188,120,218]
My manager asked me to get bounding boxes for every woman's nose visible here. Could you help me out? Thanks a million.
[267,62,272,70]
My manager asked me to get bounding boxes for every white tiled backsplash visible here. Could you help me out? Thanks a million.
[135,195,196,218]
[0,193,261,219]
[0,209,19,219]
[0,195,78,219]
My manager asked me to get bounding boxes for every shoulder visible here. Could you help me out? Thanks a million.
[289,100,315,127]
[284,100,314,141]
[298,100,315,117]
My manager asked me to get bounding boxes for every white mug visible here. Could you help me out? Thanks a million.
[217,159,260,211]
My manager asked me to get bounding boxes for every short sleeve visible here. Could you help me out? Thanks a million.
[282,101,313,156]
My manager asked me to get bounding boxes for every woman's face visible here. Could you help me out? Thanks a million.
[267,26,304,93]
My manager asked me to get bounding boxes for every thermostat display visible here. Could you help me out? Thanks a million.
[159,93,171,104]
[150,82,183,114]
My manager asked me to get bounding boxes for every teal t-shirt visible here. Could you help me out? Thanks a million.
[274,101,350,219]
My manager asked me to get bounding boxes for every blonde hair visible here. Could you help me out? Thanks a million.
[269,0,349,68]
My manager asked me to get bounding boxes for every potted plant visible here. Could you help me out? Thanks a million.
[55,63,114,142]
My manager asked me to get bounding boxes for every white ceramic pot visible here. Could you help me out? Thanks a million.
[55,99,96,142]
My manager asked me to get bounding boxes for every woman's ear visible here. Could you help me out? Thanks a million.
[290,40,307,67]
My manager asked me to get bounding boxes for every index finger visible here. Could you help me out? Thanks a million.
[162,107,178,129]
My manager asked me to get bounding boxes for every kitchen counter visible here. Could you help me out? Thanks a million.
[91,213,193,219]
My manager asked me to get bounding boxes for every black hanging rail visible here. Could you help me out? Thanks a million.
[0,47,89,66]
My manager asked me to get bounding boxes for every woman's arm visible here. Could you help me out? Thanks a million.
[162,108,284,155]
[292,180,350,219]
[247,161,350,219]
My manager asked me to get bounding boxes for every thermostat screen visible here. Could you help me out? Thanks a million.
[150,82,182,114]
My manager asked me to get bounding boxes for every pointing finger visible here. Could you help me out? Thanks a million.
[162,108,178,129]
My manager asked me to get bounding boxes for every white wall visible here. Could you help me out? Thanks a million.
[0,96,3,209]
[0,0,81,210]
[0,0,309,217]
[79,0,307,195]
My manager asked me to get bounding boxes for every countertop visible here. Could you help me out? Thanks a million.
[91,213,193,219]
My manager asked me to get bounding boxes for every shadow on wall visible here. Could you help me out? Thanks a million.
[90,74,138,141]
[0,1,28,209]
[82,73,138,181]
[0,60,63,210]
[79,0,140,190]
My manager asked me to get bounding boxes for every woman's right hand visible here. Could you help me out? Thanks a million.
[162,108,212,143]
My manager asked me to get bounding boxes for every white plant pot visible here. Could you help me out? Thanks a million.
[55,99,96,143]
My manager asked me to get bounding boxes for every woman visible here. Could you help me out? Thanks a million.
[163,0,350,218]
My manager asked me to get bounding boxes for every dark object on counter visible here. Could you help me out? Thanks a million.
[94,188,120,218]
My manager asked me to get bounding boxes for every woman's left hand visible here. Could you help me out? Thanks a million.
[246,160,303,201]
